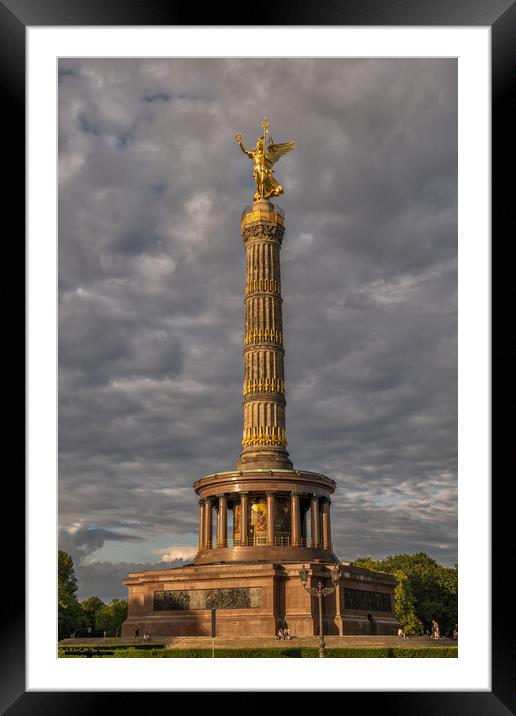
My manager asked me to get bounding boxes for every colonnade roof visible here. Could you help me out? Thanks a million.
[199,468,332,481]
[193,468,336,499]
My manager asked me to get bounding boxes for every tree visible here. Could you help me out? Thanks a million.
[392,569,423,635]
[80,596,106,633]
[96,599,128,637]
[58,550,85,639]
[351,557,384,574]
[58,550,78,603]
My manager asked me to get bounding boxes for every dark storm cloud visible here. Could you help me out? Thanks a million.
[58,525,145,566]
[76,560,194,602]
[58,58,457,598]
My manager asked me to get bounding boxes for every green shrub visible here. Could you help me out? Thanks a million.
[325,647,390,658]
[390,647,458,658]
[109,648,211,658]
[108,648,299,658]
[325,647,457,658]
[59,642,165,654]
[101,646,458,659]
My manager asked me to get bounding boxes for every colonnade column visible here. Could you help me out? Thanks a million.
[322,499,332,549]
[198,500,205,550]
[241,492,249,546]
[217,494,228,547]
[290,492,301,546]
[266,492,275,545]
[204,497,213,550]
[310,495,320,548]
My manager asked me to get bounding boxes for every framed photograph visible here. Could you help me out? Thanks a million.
[12,0,510,710]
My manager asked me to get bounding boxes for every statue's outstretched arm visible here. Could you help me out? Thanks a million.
[239,141,254,159]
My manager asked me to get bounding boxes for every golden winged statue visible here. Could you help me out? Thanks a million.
[234,117,295,201]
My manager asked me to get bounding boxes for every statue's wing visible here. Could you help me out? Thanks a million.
[267,140,296,165]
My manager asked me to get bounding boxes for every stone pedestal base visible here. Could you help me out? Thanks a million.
[237,447,293,471]
[121,560,400,638]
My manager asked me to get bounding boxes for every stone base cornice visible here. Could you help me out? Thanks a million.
[193,545,339,565]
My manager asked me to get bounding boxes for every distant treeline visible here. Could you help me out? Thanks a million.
[58,550,127,640]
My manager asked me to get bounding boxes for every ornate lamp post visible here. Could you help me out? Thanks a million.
[299,564,340,658]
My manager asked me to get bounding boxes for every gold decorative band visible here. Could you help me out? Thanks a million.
[242,225,284,244]
[245,278,280,295]
[241,207,285,230]
[244,329,283,346]
[243,378,285,396]
[242,426,287,448]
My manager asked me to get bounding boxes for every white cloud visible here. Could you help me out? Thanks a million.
[160,545,197,562]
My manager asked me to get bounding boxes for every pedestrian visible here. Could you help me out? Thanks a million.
[103,630,107,638]
[134,626,140,640]
[397,627,407,639]
[431,620,440,639]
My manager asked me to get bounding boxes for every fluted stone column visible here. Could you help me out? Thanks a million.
[266,492,275,545]
[322,499,332,549]
[204,497,213,550]
[290,492,301,546]
[238,200,293,470]
[217,494,228,547]
[311,495,321,548]
[199,500,205,550]
[241,492,249,546]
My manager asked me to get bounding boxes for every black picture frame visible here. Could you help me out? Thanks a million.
[9,0,512,711]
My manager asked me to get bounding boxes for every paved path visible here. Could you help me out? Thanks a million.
[60,635,457,649]
[164,635,456,649]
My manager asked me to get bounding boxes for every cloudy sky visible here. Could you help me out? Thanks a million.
[58,58,457,601]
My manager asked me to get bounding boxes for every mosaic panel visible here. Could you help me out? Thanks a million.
[153,590,190,611]
[153,587,262,611]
